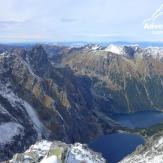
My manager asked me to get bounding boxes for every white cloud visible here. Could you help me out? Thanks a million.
[0,0,162,42]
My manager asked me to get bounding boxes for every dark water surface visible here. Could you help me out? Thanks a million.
[89,133,144,163]
[111,111,163,128]
[89,111,163,163]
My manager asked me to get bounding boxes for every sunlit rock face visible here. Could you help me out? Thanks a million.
[7,140,106,163]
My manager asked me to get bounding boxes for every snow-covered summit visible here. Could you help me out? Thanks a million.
[91,44,103,51]
[104,44,125,54]
[143,47,163,59]
[90,44,163,59]
[84,44,103,51]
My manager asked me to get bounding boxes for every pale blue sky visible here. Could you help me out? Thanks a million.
[0,0,163,42]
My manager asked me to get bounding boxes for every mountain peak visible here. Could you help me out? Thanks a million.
[29,45,48,64]
[104,44,124,54]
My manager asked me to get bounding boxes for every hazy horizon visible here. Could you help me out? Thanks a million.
[0,0,163,42]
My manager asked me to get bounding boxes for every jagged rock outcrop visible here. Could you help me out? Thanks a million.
[6,140,106,163]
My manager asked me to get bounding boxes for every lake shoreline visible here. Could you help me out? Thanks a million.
[88,110,163,163]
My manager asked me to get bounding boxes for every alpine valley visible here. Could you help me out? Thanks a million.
[0,43,163,163]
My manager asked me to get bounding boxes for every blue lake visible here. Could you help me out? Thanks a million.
[111,111,163,129]
[89,133,144,163]
[89,111,163,163]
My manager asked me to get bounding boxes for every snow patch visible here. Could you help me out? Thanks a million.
[144,47,163,59]
[104,44,124,54]
[22,101,44,138]
[66,143,106,163]
[0,122,23,145]
[91,45,102,51]
[31,140,52,152]
[21,57,40,80]
[0,52,6,56]
[40,155,59,163]
[0,83,44,138]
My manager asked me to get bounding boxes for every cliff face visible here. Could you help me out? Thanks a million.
[0,45,116,161]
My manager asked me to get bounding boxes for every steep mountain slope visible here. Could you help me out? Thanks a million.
[54,45,163,113]
[0,45,117,161]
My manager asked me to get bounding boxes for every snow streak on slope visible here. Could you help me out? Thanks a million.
[22,100,44,138]
[0,122,23,145]
[66,143,106,163]
[0,83,44,138]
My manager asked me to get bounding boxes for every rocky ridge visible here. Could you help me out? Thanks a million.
[120,133,163,163]
[59,44,163,113]
[7,140,106,163]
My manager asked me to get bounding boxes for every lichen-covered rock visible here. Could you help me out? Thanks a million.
[7,140,106,163]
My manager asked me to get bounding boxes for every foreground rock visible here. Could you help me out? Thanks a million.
[6,140,106,163]
[120,133,163,163]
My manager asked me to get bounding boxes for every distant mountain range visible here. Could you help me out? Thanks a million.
[1,41,163,49]
[52,41,163,48]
